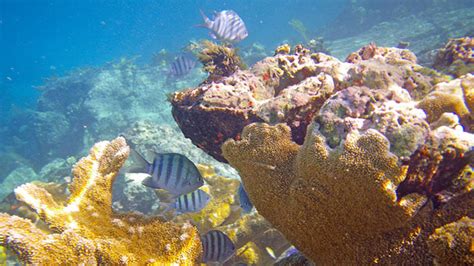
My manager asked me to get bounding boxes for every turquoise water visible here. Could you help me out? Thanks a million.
[0,0,343,114]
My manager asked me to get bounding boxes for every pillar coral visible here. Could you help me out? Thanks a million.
[222,123,473,264]
[0,137,201,265]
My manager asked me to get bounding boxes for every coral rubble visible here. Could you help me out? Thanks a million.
[0,137,201,264]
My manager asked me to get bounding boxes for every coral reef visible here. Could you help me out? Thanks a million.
[418,74,473,132]
[222,122,473,264]
[4,58,194,168]
[427,216,474,264]
[433,36,474,77]
[327,6,474,62]
[171,43,447,162]
[0,137,201,264]
[197,40,246,83]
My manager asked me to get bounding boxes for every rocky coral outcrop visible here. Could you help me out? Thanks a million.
[171,44,447,162]
[433,36,474,77]
[0,137,201,264]
[172,44,474,265]
[418,74,474,132]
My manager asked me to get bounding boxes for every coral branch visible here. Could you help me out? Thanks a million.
[0,137,201,264]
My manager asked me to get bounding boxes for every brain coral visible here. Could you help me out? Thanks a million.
[222,123,473,264]
[0,137,201,265]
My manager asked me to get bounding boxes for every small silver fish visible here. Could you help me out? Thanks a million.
[169,54,196,77]
[174,189,210,213]
[199,9,248,43]
[238,183,253,213]
[201,230,236,263]
[130,151,204,196]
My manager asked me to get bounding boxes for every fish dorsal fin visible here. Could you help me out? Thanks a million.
[198,9,212,27]
[128,149,151,173]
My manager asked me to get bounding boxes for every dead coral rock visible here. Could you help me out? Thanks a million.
[316,85,430,157]
[433,36,474,77]
[222,123,473,264]
[397,145,474,208]
[171,47,336,162]
[346,43,446,100]
[0,137,201,265]
[418,74,474,132]
[172,44,448,162]
[346,42,418,64]
[428,216,474,265]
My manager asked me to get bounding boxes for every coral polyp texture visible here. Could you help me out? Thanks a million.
[171,41,473,263]
[170,43,448,162]
[222,123,474,264]
[0,137,201,265]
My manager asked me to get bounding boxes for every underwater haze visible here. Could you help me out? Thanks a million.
[1,0,343,114]
[0,0,473,264]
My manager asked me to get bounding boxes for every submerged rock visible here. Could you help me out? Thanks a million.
[0,166,37,201]
[171,43,446,162]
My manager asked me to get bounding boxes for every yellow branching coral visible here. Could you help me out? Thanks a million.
[219,212,290,265]
[0,137,201,265]
[173,164,241,232]
[222,123,437,264]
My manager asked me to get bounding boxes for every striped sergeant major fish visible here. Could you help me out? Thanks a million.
[169,54,197,77]
[238,182,254,213]
[201,230,236,263]
[174,189,210,213]
[129,151,204,196]
[198,9,248,43]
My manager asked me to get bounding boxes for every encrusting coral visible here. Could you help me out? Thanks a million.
[0,137,201,265]
[222,122,474,264]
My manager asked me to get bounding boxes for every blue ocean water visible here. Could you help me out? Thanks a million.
[0,0,344,119]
